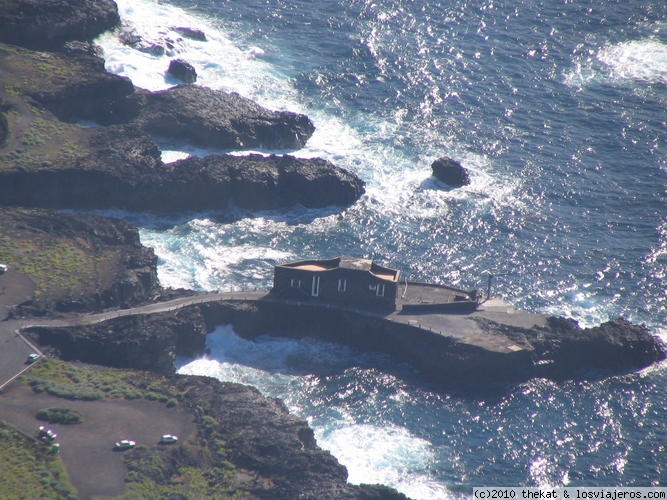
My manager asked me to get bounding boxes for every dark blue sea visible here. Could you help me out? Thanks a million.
[96,1,667,496]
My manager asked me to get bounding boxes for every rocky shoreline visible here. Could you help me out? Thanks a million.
[0,0,665,498]
[0,22,364,212]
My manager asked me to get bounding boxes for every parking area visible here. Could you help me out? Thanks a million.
[0,384,197,498]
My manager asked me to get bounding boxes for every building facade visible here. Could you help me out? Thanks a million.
[272,256,400,309]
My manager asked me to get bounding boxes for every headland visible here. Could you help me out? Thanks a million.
[0,0,664,498]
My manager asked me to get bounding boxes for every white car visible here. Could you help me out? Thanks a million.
[27,353,40,364]
[113,439,136,451]
[37,426,57,442]
[0,264,7,274]
[159,434,178,444]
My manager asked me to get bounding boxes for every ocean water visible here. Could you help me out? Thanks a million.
[95,0,666,497]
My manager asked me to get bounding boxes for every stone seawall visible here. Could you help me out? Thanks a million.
[186,299,537,388]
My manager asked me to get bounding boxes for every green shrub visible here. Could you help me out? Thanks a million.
[36,407,82,425]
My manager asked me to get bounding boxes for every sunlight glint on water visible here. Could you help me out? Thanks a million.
[98,0,667,496]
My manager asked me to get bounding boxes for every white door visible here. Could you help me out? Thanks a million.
[311,275,320,297]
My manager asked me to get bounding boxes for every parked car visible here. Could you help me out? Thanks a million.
[159,434,178,444]
[26,353,40,364]
[0,264,7,274]
[113,439,136,451]
[37,426,57,442]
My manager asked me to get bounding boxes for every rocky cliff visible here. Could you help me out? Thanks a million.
[0,0,120,50]
[0,18,364,212]
[176,376,408,499]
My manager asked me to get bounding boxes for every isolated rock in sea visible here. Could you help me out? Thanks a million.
[118,26,142,47]
[135,85,316,150]
[167,58,197,84]
[172,26,207,41]
[0,0,120,50]
[431,156,470,187]
[118,26,165,56]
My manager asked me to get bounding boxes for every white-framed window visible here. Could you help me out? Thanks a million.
[311,275,320,297]
[337,279,347,292]
[290,279,301,288]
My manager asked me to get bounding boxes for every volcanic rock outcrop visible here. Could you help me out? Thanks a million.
[0,0,120,50]
[165,153,366,210]
[0,42,364,211]
[431,156,470,187]
[133,84,315,150]
[166,58,197,84]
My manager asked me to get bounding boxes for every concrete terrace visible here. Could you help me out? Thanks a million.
[391,298,546,354]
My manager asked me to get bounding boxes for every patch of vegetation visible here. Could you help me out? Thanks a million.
[121,445,245,500]
[22,359,181,403]
[0,224,118,302]
[0,43,84,95]
[0,104,90,171]
[36,407,83,425]
[0,421,77,499]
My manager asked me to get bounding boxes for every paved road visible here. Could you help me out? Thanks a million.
[0,291,267,391]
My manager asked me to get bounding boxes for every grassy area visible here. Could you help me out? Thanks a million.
[0,43,93,172]
[0,422,77,499]
[0,43,86,96]
[23,359,180,403]
[121,446,244,500]
[0,224,119,302]
[0,103,90,171]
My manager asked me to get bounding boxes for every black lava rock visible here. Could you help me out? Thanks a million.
[431,156,470,187]
[167,59,197,84]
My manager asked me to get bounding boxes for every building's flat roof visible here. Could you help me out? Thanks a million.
[291,264,331,272]
[338,256,373,271]
[278,256,400,282]
[372,270,398,281]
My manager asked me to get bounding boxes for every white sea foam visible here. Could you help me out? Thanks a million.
[318,423,453,500]
[597,39,667,85]
[177,326,454,500]
[96,0,298,110]
[565,37,667,88]
[139,217,294,290]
